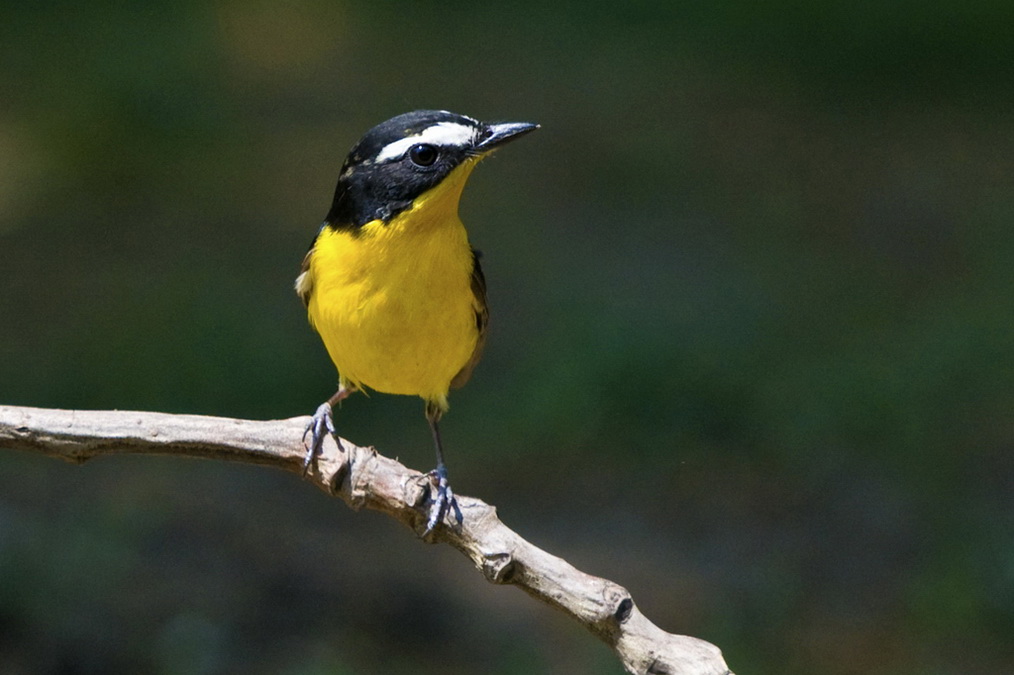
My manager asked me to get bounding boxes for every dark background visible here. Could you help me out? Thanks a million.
[1,2,1012,673]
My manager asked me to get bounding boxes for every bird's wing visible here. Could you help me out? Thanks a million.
[294,246,315,308]
[450,249,489,389]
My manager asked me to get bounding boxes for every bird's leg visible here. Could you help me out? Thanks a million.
[302,384,352,475]
[423,402,463,535]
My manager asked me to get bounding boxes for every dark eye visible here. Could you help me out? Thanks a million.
[408,144,439,167]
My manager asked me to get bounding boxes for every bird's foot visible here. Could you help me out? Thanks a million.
[423,464,463,536]
[302,401,336,475]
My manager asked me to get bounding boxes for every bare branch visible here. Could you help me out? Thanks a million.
[0,404,733,675]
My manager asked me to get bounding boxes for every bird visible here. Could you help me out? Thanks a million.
[296,110,538,534]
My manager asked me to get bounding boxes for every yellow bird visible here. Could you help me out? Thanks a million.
[296,110,538,533]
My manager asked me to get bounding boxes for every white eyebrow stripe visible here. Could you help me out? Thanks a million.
[374,122,477,163]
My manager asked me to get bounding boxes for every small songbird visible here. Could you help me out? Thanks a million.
[296,110,538,534]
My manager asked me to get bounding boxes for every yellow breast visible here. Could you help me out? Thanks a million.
[305,162,481,407]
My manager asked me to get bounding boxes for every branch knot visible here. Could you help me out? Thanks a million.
[480,551,517,584]
[614,597,634,624]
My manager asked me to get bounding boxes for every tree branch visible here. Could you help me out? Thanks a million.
[0,404,733,675]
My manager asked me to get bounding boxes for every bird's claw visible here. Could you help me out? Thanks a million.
[302,402,336,475]
[423,465,463,536]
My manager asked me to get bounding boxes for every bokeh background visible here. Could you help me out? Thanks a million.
[1,2,1012,673]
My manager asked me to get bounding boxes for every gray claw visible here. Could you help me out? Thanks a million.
[423,467,463,535]
[302,402,335,475]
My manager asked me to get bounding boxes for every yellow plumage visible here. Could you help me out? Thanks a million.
[303,160,482,411]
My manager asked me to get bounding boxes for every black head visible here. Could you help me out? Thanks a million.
[325,110,538,228]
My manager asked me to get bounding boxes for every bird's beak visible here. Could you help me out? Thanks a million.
[475,121,539,153]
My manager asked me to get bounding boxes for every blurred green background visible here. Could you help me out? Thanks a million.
[1,1,1012,673]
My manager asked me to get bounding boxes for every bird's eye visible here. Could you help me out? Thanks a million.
[408,144,439,167]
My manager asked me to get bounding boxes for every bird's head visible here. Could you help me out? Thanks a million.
[326,110,538,228]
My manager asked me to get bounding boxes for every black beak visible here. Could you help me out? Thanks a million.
[475,121,539,152]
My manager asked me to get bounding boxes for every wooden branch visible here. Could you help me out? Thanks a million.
[0,404,733,675]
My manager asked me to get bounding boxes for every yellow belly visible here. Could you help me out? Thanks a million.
[306,208,479,407]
